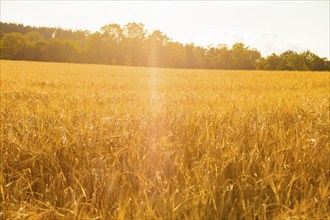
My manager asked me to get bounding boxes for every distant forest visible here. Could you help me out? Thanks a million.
[1,22,329,71]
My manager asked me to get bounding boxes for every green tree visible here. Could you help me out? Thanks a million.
[61,40,82,62]
[231,43,261,70]
[32,40,48,61]
[100,24,124,64]
[123,22,148,66]
[260,53,283,70]
[86,32,107,64]
[278,51,308,70]
[302,51,328,71]
[45,39,63,62]
[163,42,186,68]
[146,30,170,67]
[206,45,231,69]
[185,44,206,68]
[26,31,44,42]
[1,21,329,71]
[0,33,29,60]
[286,53,308,70]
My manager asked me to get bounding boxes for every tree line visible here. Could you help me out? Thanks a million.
[1,22,329,71]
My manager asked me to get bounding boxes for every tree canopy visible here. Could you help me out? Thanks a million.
[1,22,329,71]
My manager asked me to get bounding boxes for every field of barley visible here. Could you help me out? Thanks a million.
[0,60,329,219]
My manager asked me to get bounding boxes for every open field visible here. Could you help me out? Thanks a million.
[0,60,329,219]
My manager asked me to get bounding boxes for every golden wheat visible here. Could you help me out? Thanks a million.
[0,60,329,219]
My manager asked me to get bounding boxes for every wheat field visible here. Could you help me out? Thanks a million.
[0,60,329,219]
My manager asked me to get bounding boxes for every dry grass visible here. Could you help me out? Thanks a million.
[0,60,329,219]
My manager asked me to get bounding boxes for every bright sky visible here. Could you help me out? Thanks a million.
[1,1,329,58]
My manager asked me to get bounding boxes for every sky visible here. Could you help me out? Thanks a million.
[1,1,329,58]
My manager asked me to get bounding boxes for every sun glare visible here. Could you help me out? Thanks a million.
[1,1,329,219]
